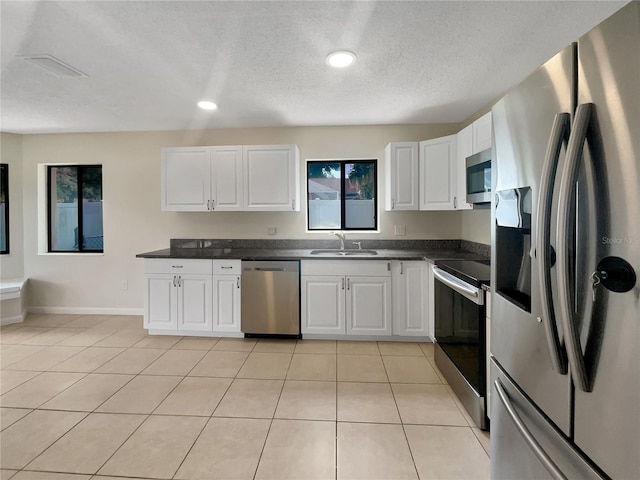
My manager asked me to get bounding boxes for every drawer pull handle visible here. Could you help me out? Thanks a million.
[172,265,184,269]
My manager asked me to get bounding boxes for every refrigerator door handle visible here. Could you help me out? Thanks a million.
[537,112,570,374]
[556,103,593,392]
[494,379,568,480]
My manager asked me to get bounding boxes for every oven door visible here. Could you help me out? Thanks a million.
[433,267,486,396]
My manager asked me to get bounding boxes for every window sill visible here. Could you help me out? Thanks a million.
[38,252,105,256]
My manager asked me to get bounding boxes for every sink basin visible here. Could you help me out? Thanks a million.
[309,249,378,256]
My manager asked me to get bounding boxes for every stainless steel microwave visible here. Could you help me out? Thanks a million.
[466,149,492,204]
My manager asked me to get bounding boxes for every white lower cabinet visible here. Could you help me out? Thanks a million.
[346,276,392,335]
[212,260,242,333]
[144,259,242,335]
[144,259,213,332]
[427,260,436,339]
[301,276,346,334]
[301,260,392,336]
[178,275,213,331]
[392,261,428,336]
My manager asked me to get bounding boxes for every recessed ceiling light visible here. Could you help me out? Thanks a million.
[197,101,218,110]
[326,51,356,68]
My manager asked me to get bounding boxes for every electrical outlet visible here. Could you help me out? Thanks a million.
[267,226,277,236]
[394,225,406,236]
[122,280,128,291]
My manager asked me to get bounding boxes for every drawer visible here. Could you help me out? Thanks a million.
[301,259,392,277]
[144,259,212,275]
[213,260,242,274]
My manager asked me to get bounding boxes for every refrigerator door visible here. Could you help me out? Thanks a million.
[491,45,574,435]
[491,359,603,480]
[568,4,640,478]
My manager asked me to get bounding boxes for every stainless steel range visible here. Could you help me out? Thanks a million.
[432,259,490,430]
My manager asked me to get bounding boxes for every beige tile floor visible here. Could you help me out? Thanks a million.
[0,314,490,480]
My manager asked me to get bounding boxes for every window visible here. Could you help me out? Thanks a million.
[48,165,103,252]
[0,164,8,254]
[307,160,377,230]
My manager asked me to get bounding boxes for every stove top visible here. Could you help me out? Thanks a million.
[434,259,491,287]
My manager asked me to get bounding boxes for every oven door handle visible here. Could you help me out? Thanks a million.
[433,266,484,305]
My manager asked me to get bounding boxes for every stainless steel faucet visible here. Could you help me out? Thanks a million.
[331,232,346,250]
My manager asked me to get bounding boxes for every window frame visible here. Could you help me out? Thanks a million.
[306,159,378,232]
[47,164,103,253]
[0,163,9,255]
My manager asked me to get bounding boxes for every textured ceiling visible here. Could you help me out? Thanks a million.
[0,0,628,134]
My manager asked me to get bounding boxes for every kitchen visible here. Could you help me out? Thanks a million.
[1,1,638,479]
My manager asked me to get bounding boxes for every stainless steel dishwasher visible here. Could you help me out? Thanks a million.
[241,260,300,337]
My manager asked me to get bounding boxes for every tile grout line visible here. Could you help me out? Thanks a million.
[250,339,294,480]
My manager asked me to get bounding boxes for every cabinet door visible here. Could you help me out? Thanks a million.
[161,147,211,211]
[346,276,392,335]
[419,135,457,210]
[301,276,346,334]
[145,274,178,330]
[243,145,300,211]
[213,274,241,332]
[392,261,428,336]
[385,142,419,211]
[177,274,212,331]
[427,261,435,340]
[455,125,474,210]
[212,146,243,211]
[472,112,492,153]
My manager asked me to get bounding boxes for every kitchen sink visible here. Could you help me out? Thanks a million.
[309,249,378,256]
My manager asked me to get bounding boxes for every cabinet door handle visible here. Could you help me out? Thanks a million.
[177,275,182,287]
[347,278,350,290]
[400,262,404,275]
[173,275,177,287]
[391,198,395,209]
[237,277,240,289]
[291,199,295,210]
[454,196,458,209]
[211,199,215,211]
[341,278,345,290]
[207,200,211,210]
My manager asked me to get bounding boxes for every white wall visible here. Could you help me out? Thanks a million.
[460,209,491,245]
[19,123,465,312]
[0,132,24,280]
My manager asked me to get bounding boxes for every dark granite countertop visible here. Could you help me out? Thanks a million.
[136,246,488,263]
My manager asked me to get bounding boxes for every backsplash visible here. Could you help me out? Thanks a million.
[171,238,490,258]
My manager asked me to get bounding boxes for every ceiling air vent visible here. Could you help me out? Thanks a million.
[19,54,87,78]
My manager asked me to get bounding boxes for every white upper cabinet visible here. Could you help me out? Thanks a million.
[472,111,492,153]
[419,135,457,210]
[161,147,211,211]
[243,145,300,211]
[162,144,299,212]
[211,146,243,211]
[161,146,243,212]
[385,142,419,211]
[456,125,474,210]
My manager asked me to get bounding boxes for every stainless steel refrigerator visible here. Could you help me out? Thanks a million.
[490,2,639,479]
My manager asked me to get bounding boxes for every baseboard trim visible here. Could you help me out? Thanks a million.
[1,313,26,326]
[28,306,144,316]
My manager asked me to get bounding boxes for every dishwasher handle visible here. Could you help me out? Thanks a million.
[253,267,286,272]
